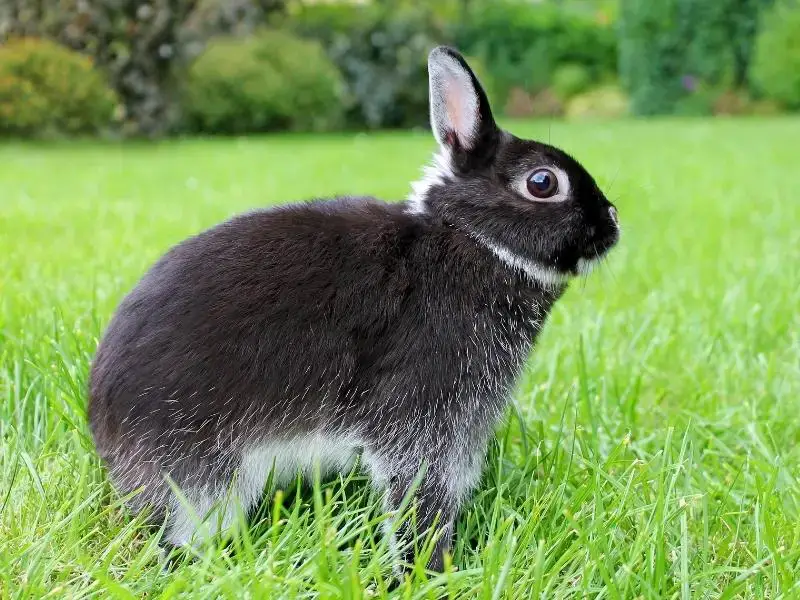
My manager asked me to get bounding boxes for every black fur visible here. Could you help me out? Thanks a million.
[88,46,619,572]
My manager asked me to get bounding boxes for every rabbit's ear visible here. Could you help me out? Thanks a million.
[428,46,497,155]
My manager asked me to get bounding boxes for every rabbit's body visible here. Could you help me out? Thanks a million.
[89,47,619,571]
[90,197,562,547]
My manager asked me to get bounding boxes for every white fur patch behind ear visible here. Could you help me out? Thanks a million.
[428,49,480,151]
[407,149,454,215]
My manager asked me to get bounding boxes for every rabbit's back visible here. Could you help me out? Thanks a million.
[90,198,418,455]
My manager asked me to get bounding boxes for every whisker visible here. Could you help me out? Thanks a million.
[597,247,618,285]
[606,165,621,195]
[589,241,618,286]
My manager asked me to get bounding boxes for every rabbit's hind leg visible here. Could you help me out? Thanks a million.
[362,442,484,573]
[163,483,243,549]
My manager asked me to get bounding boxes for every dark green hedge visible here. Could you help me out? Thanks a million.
[0,37,118,136]
[619,0,772,115]
[453,1,618,105]
[182,29,344,134]
[280,2,449,129]
[751,0,800,109]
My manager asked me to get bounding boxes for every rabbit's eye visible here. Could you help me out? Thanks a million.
[526,169,558,198]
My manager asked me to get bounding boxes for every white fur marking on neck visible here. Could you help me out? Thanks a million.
[471,233,569,287]
[407,150,454,215]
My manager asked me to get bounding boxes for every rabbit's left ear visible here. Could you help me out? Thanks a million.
[428,46,498,157]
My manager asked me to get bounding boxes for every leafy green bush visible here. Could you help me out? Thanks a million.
[618,0,688,115]
[282,2,447,129]
[710,89,782,115]
[683,0,766,87]
[453,1,617,105]
[0,75,50,132]
[552,63,593,100]
[619,0,772,115]
[182,29,344,134]
[751,0,800,109]
[188,0,289,37]
[3,1,198,136]
[673,86,717,117]
[504,87,565,118]
[0,38,117,136]
[565,85,629,120]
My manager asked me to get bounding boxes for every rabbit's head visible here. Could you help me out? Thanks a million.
[409,47,619,285]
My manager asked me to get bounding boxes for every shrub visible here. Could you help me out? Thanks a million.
[182,29,344,134]
[552,63,593,100]
[673,86,717,117]
[0,38,117,136]
[504,88,564,119]
[711,89,753,115]
[663,86,782,117]
[453,1,617,105]
[683,0,767,87]
[619,0,773,115]
[751,0,800,109]
[0,75,50,132]
[2,0,201,136]
[708,88,781,115]
[565,85,629,120]
[617,0,689,115]
[186,0,289,37]
[282,2,449,129]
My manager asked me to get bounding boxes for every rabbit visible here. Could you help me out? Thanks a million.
[88,46,619,573]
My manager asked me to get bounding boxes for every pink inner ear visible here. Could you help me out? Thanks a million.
[442,77,478,149]
[445,83,464,133]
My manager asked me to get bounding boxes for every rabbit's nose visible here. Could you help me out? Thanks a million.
[608,206,618,226]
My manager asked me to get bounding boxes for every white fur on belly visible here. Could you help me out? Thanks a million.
[237,431,362,509]
[164,431,362,548]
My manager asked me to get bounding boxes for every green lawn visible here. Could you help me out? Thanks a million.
[1,118,799,598]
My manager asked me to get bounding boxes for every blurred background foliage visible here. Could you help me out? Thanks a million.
[0,0,797,138]
[182,28,345,134]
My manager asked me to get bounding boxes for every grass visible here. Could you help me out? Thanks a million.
[1,117,799,598]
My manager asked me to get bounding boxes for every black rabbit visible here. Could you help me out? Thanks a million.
[89,46,619,572]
